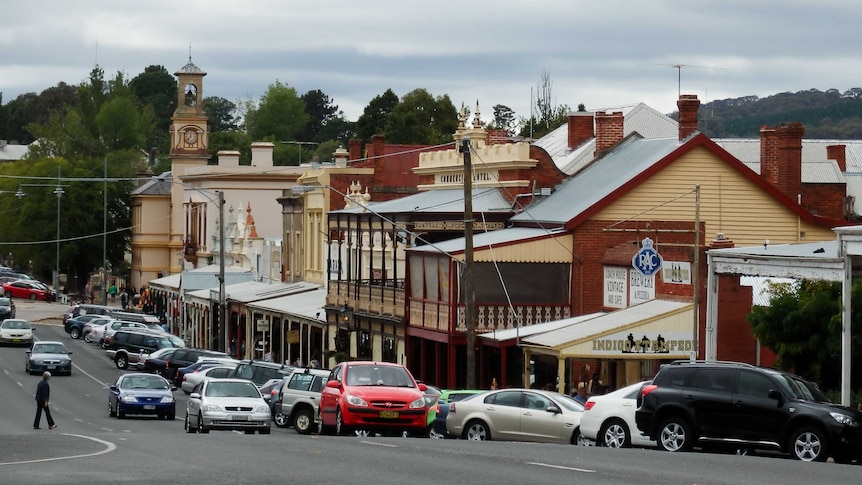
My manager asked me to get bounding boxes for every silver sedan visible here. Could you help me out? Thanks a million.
[446,388,585,445]
[184,378,271,434]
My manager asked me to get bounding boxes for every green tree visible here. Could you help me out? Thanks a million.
[248,80,308,142]
[203,96,239,132]
[96,96,148,151]
[385,89,458,144]
[300,89,339,142]
[129,65,176,152]
[518,70,571,139]
[355,89,398,142]
[490,104,517,136]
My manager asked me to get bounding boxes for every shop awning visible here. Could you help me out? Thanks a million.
[521,299,695,359]
[477,312,606,344]
[148,273,181,292]
[246,287,327,323]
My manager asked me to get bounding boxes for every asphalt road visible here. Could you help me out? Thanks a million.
[0,301,859,484]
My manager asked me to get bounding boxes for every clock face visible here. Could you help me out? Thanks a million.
[184,129,198,146]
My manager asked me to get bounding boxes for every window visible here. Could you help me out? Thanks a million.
[357,330,371,359]
[310,376,328,392]
[693,369,736,393]
[736,371,776,398]
[488,391,521,407]
[382,337,395,363]
[289,373,314,391]
[524,393,550,410]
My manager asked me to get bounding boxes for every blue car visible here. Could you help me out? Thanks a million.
[109,373,177,420]
[431,389,486,438]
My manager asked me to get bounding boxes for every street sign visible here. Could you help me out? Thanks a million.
[256,319,270,332]
[632,237,663,276]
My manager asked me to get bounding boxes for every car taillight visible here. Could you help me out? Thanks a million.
[449,403,457,413]
[641,384,658,397]
[183,375,187,382]
[584,400,596,411]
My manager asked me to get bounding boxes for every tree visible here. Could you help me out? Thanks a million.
[385,89,458,145]
[203,96,239,132]
[355,89,398,142]
[248,80,308,142]
[300,89,339,142]
[518,70,571,139]
[129,65,176,153]
[96,96,147,151]
[490,104,517,136]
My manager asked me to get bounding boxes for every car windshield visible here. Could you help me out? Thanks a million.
[205,381,261,398]
[33,344,66,354]
[2,320,28,329]
[167,335,185,348]
[777,373,831,403]
[0,298,11,306]
[345,365,415,387]
[121,376,169,390]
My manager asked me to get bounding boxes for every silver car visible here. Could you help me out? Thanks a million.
[184,378,271,434]
[26,341,73,376]
[446,388,586,445]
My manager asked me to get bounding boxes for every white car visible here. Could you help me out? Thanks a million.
[0,318,33,346]
[184,378,271,434]
[181,365,235,394]
[83,317,115,343]
[579,381,655,448]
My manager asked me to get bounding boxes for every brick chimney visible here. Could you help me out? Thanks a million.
[370,134,386,170]
[677,94,700,140]
[250,141,274,168]
[594,111,623,156]
[709,232,734,250]
[567,112,594,149]
[349,139,362,161]
[761,123,804,201]
[826,144,847,172]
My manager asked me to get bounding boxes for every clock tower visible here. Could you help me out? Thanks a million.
[168,57,209,273]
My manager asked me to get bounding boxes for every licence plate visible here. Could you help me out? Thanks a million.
[143,405,155,410]
[13,339,20,342]
[231,415,248,421]
[47,366,56,370]
[379,410,399,419]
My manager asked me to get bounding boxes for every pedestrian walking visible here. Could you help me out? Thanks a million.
[34,371,57,430]
[109,283,117,302]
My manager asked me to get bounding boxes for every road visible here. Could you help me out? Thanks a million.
[0,301,859,484]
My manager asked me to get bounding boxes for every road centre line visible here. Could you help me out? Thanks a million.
[360,440,397,447]
[526,462,595,473]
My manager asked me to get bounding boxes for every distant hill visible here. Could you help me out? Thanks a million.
[672,88,862,139]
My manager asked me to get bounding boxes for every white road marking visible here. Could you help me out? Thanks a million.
[360,441,397,447]
[527,462,595,473]
[0,433,116,466]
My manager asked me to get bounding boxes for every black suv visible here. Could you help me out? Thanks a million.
[231,360,295,387]
[164,348,232,382]
[635,360,862,462]
[105,329,183,370]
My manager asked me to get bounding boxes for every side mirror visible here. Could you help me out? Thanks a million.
[190,392,201,399]
[547,405,561,414]
[109,385,118,392]
[768,389,783,405]
[326,380,341,389]
[418,383,428,392]
[170,386,177,392]
[67,352,73,356]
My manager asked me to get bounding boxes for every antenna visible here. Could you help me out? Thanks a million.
[645,62,727,99]
[188,44,192,62]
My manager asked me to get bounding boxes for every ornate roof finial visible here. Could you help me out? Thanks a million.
[474,100,481,128]
[457,102,467,130]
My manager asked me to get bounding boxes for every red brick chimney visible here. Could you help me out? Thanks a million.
[568,112,594,149]
[760,123,804,200]
[827,144,847,172]
[349,139,362,161]
[594,111,623,156]
[486,129,511,145]
[709,232,734,249]
[370,134,386,171]
[677,94,700,141]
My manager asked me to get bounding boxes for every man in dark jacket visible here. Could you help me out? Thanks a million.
[34,371,56,429]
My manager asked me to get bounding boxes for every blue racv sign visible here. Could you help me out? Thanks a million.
[632,237,663,276]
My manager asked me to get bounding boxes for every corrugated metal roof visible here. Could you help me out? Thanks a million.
[511,136,681,225]
[534,103,679,176]
[149,273,181,291]
[407,227,565,254]
[132,173,173,196]
[709,240,839,258]
[739,160,844,184]
[330,188,513,215]
[179,265,254,293]
[477,312,606,342]
[720,139,847,183]
[246,287,327,322]
[224,281,319,303]
[523,299,692,348]
[0,143,29,161]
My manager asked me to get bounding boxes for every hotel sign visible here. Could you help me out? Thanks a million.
[414,220,505,231]
[592,331,693,356]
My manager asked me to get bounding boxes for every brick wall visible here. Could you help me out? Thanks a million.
[677,95,700,140]
[802,183,847,220]
[594,111,624,156]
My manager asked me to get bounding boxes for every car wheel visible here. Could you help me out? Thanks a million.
[185,413,196,433]
[293,409,313,434]
[569,428,583,445]
[108,400,116,417]
[115,355,128,370]
[167,410,176,421]
[70,328,81,339]
[117,407,125,419]
[335,408,350,436]
[464,420,491,441]
[354,429,371,438]
[657,416,692,452]
[83,332,93,343]
[99,339,107,349]
[790,426,828,462]
[429,427,445,439]
[29,293,36,300]
[600,419,631,448]
[274,411,289,428]
[198,413,209,434]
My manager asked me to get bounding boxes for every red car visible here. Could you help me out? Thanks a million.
[2,280,53,301]
[319,361,428,437]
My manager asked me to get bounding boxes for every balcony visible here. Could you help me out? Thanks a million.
[326,280,405,319]
[409,300,571,334]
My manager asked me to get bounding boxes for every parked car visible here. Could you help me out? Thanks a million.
[84,317,116,344]
[446,388,586,445]
[108,373,177,420]
[100,320,153,348]
[258,378,283,403]
[26,341,72,376]
[0,297,16,321]
[170,354,237,386]
[184,378,272,434]
[273,367,330,434]
[64,314,107,339]
[136,347,180,373]
[635,360,862,462]
[3,280,53,301]
[430,389,486,439]
[163,348,233,382]
[105,329,185,369]
[180,365,235,394]
[0,318,33,346]
[319,361,428,437]
[230,360,295,387]
[422,384,443,437]
[580,381,654,448]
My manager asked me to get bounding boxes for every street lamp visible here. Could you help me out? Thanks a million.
[16,172,66,294]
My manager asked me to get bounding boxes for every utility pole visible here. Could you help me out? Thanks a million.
[217,191,226,353]
[460,137,476,389]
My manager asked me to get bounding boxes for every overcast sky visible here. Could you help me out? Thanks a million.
[3,0,861,125]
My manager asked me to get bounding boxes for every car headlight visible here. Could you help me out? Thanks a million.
[830,412,857,426]
[203,404,222,412]
[160,396,174,403]
[255,405,269,413]
[409,396,426,409]
[345,394,368,407]
[121,396,137,403]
